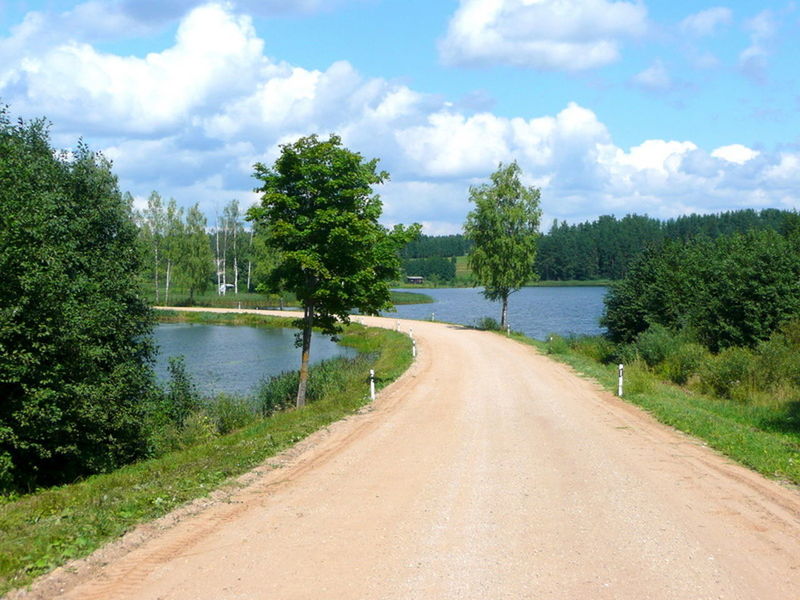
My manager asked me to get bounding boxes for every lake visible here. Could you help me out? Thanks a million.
[155,286,607,396]
[387,286,608,340]
[153,323,356,397]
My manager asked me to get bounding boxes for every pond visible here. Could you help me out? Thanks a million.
[153,323,356,397]
[387,286,608,340]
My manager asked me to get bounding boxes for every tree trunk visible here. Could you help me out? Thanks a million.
[500,293,509,329]
[164,260,171,305]
[233,225,238,294]
[154,246,159,304]
[215,224,221,295]
[247,260,252,292]
[296,304,313,408]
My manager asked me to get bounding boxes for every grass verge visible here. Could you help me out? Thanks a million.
[513,334,800,487]
[0,314,412,596]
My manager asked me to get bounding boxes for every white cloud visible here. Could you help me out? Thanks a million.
[438,0,648,71]
[1,1,798,233]
[711,144,760,164]
[5,4,267,134]
[680,7,732,37]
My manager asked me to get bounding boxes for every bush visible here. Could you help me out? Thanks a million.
[698,346,756,399]
[567,335,617,364]
[635,324,681,368]
[663,342,708,385]
[475,317,501,331]
[164,356,201,428]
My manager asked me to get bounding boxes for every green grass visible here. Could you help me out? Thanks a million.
[0,314,412,596]
[389,290,434,305]
[515,334,800,487]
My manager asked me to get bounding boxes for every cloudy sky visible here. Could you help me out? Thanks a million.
[1,0,798,233]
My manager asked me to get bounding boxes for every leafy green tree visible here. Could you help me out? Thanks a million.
[0,108,156,491]
[178,203,214,304]
[602,230,800,350]
[248,134,419,407]
[464,161,542,328]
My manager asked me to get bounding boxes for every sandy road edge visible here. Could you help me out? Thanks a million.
[5,308,419,600]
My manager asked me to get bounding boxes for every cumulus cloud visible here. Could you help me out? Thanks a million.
[679,7,732,37]
[438,0,648,71]
[3,4,267,134]
[1,1,797,233]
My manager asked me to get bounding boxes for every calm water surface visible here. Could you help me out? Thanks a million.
[154,323,356,397]
[388,286,607,340]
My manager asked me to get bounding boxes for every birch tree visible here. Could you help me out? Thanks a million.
[464,162,542,329]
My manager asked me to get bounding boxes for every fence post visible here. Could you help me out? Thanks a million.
[618,364,624,397]
[370,369,376,401]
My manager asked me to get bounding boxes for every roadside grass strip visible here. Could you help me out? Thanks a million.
[0,313,412,596]
[514,335,800,488]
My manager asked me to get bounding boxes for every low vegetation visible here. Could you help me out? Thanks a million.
[0,313,413,595]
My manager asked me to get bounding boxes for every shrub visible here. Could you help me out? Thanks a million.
[663,342,708,385]
[635,324,681,368]
[698,346,756,399]
[567,335,617,364]
[164,356,201,428]
[475,316,501,331]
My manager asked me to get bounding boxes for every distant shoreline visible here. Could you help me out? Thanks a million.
[393,279,614,289]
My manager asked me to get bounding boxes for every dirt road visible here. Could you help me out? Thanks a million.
[18,310,800,599]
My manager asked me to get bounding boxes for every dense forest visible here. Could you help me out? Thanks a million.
[400,209,798,283]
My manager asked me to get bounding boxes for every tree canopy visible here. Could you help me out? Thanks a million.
[248,134,419,406]
[0,108,156,491]
[602,229,800,350]
[464,161,541,328]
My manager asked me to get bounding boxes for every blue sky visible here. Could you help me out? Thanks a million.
[1,0,798,233]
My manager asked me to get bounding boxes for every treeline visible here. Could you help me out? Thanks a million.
[401,257,456,282]
[400,209,799,283]
[536,209,797,281]
[400,234,471,258]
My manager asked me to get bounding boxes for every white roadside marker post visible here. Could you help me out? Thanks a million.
[618,364,624,397]
[370,369,376,401]
[431,312,435,321]
[396,320,400,331]
[409,329,416,358]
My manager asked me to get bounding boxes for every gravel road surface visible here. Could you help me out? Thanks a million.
[15,309,800,599]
